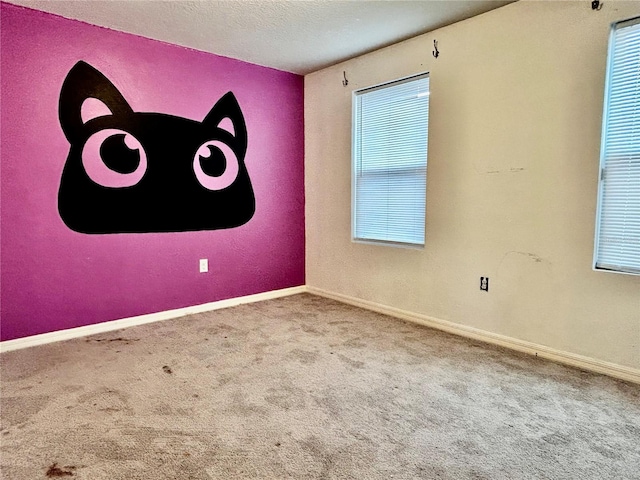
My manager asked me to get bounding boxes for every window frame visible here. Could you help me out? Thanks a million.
[593,16,640,276]
[351,72,430,249]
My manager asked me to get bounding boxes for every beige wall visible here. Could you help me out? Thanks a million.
[305,0,640,370]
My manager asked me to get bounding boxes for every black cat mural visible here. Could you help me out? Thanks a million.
[58,61,255,234]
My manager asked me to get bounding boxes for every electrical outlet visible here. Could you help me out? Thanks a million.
[480,277,489,292]
[199,259,208,273]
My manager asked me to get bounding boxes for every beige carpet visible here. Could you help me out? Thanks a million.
[1,293,639,479]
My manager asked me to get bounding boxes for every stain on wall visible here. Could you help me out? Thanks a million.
[0,3,305,341]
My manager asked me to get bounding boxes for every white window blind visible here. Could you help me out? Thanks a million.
[352,74,429,246]
[594,17,640,275]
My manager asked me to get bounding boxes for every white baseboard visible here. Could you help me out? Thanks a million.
[3,284,637,385]
[0,286,308,353]
[307,286,640,385]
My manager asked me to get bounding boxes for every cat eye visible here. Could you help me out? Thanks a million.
[82,129,147,188]
[193,140,239,191]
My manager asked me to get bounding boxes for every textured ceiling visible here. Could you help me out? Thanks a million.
[5,0,515,74]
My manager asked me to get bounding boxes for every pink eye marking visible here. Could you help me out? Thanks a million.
[123,134,138,150]
[82,129,147,188]
[193,140,239,191]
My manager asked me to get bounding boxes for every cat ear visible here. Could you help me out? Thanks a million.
[59,61,133,142]
[203,92,247,148]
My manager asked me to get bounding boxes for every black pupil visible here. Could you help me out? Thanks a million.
[200,146,227,177]
[100,134,140,174]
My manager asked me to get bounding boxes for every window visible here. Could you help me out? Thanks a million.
[594,17,640,275]
[352,73,429,247]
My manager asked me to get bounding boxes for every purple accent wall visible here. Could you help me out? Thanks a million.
[0,3,305,341]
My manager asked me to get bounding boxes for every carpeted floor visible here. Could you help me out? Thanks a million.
[1,293,639,479]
